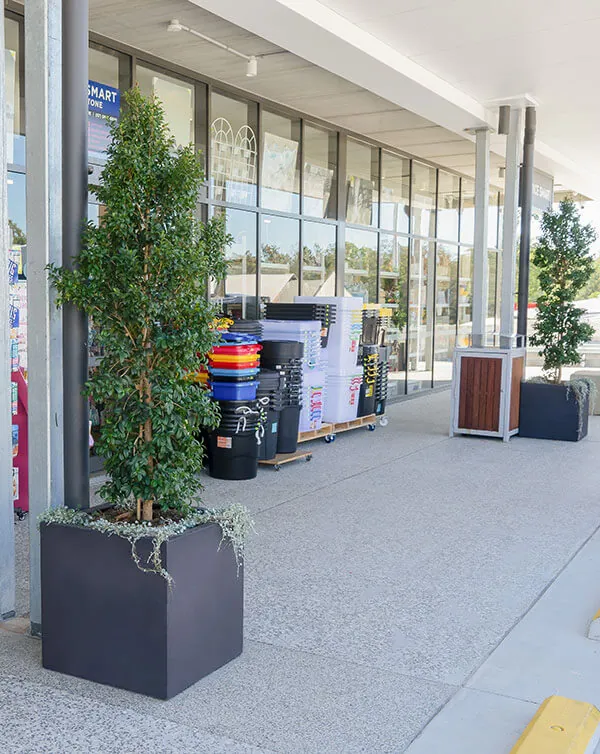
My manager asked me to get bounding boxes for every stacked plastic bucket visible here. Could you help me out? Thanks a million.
[256,369,285,461]
[375,345,390,416]
[260,339,304,454]
[206,332,261,480]
[358,345,379,417]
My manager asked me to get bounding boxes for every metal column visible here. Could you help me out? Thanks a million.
[25,0,64,633]
[62,0,89,509]
[0,8,15,621]
[471,127,491,348]
[517,107,537,340]
[499,108,524,348]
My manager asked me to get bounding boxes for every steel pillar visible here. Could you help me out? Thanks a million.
[499,108,524,348]
[62,0,89,509]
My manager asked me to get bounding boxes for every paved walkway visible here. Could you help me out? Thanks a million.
[3,390,600,752]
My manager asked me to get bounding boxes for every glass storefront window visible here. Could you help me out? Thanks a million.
[488,190,499,248]
[411,162,437,238]
[212,207,258,320]
[457,246,473,348]
[302,221,336,296]
[344,227,377,302]
[380,234,408,398]
[88,48,120,163]
[260,215,299,303]
[346,139,378,227]
[5,18,24,166]
[460,179,475,246]
[261,111,300,214]
[210,92,257,206]
[487,249,499,341]
[380,152,410,233]
[433,243,458,386]
[303,124,337,219]
[137,65,194,146]
[407,240,435,391]
[437,171,460,242]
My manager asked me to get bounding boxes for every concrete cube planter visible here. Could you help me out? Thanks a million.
[40,520,243,699]
[519,380,589,442]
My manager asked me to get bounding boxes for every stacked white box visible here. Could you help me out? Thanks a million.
[295,296,364,423]
[261,319,327,430]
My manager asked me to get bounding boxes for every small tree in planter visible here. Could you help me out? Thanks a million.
[41,88,251,698]
[520,198,597,441]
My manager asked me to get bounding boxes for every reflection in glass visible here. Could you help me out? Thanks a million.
[437,171,460,242]
[407,240,435,391]
[302,221,336,296]
[380,153,410,233]
[5,18,24,165]
[411,162,437,238]
[460,179,475,245]
[380,234,408,398]
[487,249,499,344]
[88,48,120,162]
[261,111,300,213]
[210,92,257,206]
[260,215,299,303]
[303,124,337,219]
[344,227,377,303]
[212,207,258,320]
[346,139,379,227]
[137,65,194,146]
[457,246,473,348]
[488,190,499,248]
[434,244,458,386]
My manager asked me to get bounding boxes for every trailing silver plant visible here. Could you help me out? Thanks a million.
[566,376,597,436]
[39,504,253,585]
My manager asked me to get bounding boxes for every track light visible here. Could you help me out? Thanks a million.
[167,18,183,33]
[166,19,264,78]
[246,57,258,78]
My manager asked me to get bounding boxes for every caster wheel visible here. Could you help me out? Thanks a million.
[306,454,313,462]
[379,416,389,427]
[274,464,281,471]
[324,435,333,444]
[368,424,376,432]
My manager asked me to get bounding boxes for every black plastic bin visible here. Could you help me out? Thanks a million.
[277,404,301,453]
[258,408,280,461]
[206,429,259,480]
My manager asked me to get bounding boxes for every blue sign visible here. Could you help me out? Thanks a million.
[8,259,17,286]
[88,80,120,120]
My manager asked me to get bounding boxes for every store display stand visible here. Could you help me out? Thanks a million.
[297,423,334,443]
[324,413,380,443]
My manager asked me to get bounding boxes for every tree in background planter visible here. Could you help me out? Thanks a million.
[51,87,230,521]
[530,197,596,384]
[520,198,597,442]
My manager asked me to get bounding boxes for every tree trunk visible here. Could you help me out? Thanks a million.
[142,500,153,521]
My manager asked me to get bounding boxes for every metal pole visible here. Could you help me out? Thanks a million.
[499,108,524,348]
[471,127,490,348]
[517,106,536,341]
[25,0,64,635]
[62,0,89,508]
[0,7,15,621]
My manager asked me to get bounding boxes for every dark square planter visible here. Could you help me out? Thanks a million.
[519,380,589,442]
[41,520,243,699]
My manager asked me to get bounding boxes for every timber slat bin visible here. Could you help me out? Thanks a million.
[451,347,525,441]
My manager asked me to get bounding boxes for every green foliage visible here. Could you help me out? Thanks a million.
[529,198,596,383]
[49,88,230,517]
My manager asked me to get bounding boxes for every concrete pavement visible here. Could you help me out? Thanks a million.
[3,390,600,752]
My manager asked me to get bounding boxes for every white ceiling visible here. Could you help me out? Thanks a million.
[85,0,598,194]
[318,0,600,194]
